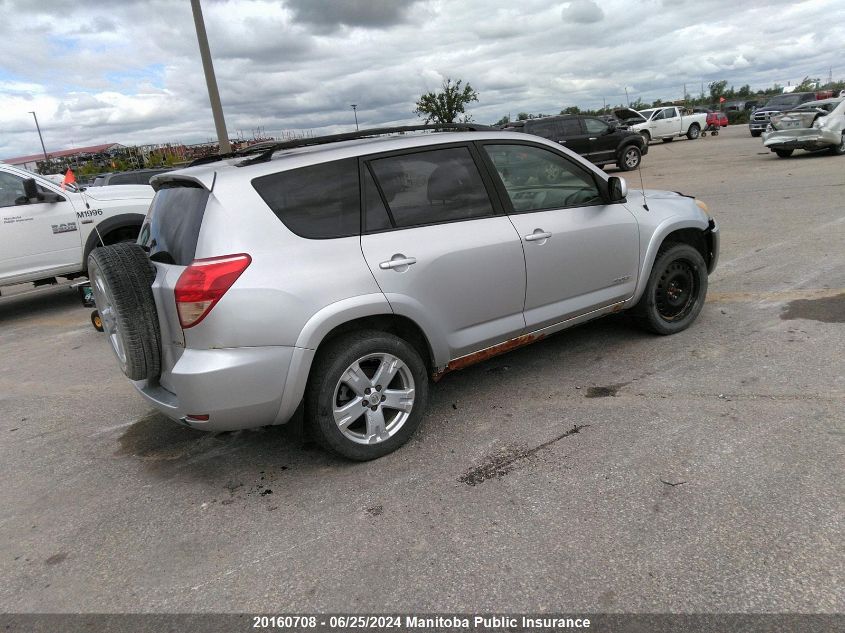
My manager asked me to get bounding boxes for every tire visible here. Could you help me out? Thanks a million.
[775,149,793,158]
[617,145,642,171]
[830,133,845,156]
[686,124,701,140]
[639,131,651,144]
[750,130,762,138]
[662,137,674,143]
[87,243,161,380]
[306,330,429,461]
[631,244,708,335]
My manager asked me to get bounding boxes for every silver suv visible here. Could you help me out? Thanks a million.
[89,124,719,460]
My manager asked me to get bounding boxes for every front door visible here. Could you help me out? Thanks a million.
[582,117,617,164]
[360,145,526,360]
[0,172,81,281]
[480,142,640,331]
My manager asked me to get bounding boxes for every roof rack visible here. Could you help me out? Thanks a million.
[187,123,494,167]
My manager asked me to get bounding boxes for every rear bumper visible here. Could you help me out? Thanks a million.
[132,345,297,432]
[762,128,840,151]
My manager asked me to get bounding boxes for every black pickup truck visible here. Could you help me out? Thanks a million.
[502,114,647,171]
[749,92,817,137]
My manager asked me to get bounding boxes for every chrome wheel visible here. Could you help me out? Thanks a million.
[623,147,640,169]
[332,353,415,445]
[89,264,127,371]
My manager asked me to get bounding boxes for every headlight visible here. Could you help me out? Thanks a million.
[695,199,711,218]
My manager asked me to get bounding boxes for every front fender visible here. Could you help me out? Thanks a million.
[631,216,710,304]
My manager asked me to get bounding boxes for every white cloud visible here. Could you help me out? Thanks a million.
[0,0,843,158]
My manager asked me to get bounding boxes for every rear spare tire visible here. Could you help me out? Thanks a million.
[88,243,161,380]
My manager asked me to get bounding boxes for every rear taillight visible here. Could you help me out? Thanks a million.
[174,254,251,329]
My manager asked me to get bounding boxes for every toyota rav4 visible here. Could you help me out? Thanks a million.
[89,124,719,460]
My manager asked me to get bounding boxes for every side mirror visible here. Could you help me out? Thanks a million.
[607,176,628,202]
[23,178,39,201]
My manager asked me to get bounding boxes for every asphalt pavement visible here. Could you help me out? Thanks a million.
[0,125,842,615]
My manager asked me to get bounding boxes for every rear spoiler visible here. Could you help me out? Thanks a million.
[149,171,215,192]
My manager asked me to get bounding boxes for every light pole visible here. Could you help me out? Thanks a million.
[28,111,49,165]
[350,104,359,131]
[190,0,231,154]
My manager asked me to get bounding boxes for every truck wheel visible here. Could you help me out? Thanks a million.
[639,131,651,144]
[775,149,793,158]
[306,330,429,461]
[830,133,845,156]
[686,124,701,140]
[617,145,642,171]
[631,244,708,335]
[750,130,762,138]
[87,243,161,380]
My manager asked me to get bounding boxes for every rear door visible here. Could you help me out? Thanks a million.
[582,117,616,164]
[479,141,640,330]
[555,117,593,158]
[360,144,526,359]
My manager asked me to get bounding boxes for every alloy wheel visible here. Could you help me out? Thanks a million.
[332,353,415,445]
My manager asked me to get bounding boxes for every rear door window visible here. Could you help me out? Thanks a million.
[252,158,360,239]
[365,146,495,231]
[138,182,210,265]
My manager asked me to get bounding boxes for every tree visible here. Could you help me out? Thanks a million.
[517,112,531,121]
[708,80,728,101]
[795,76,820,92]
[560,106,580,115]
[413,78,479,124]
[493,115,510,126]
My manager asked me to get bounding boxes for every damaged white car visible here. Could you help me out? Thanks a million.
[762,97,845,158]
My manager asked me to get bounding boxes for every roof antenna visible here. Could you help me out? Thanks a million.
[636,137,649,211]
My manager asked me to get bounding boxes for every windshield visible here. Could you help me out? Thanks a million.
[794,99,842,113]
[639,108,657,119]
[765,95,804,108]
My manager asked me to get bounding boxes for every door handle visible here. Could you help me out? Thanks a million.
[524,230,552,242]
[558,140,567,144]
[589,137,597,141]
[379,256,417,270]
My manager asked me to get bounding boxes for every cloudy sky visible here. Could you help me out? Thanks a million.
[1,0,843,159]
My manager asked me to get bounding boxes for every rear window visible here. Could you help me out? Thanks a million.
[138,182,210,265]
[252,158,360,239]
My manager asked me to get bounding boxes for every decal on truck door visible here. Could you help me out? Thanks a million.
[51,222,78,234]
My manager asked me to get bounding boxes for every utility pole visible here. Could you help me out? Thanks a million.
[624,87,630,107]
[350,104,359,131]
[28,111,49,166]
[190,0,231,153]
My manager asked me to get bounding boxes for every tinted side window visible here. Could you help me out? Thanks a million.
[108,173,134,185]
[483,144,602,212]
[560,118,582,136]
[252,158,360,239]
[367,147,494,229]
[583,118,608,134]
[139,183,210,265]
[526,120,557,137]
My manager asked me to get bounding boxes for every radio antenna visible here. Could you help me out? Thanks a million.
[636,137,649,211]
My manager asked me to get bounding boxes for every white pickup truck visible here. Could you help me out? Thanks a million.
[0,163,154,291]
[615,106,707,143]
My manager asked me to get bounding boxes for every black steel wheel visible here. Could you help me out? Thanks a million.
[631,243,708,335]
